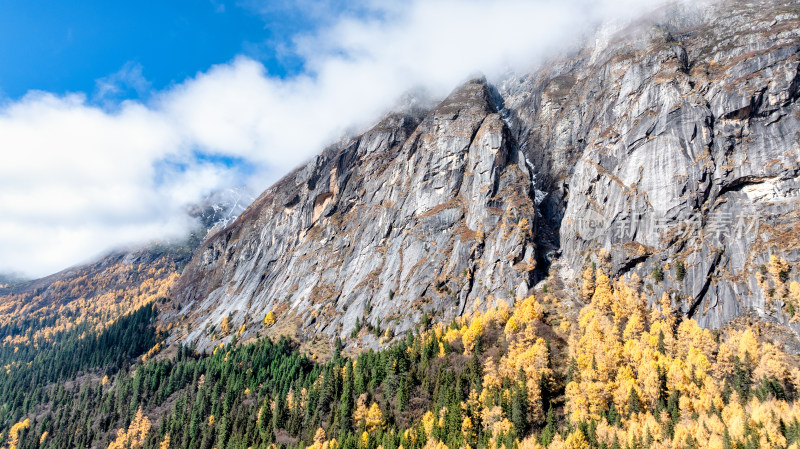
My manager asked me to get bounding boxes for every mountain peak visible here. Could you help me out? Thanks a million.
[167,75,538,351]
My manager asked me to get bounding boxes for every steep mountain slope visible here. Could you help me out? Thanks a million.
[499,0,800,330]
[0,273,26,289]
[170,80,539,350]
[170,0,800,351]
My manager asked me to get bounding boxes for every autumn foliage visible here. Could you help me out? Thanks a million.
[2,268,800,449]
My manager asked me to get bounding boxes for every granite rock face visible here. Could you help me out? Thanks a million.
[499,0,800,331]
[171,0,800,349]
[171,80,539,348]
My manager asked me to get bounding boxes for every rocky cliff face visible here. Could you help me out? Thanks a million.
[170,0,800,350]
[171,80,540,349]
[499,0,800,331]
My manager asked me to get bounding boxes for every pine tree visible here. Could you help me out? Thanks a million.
[675,260,686,281]
[540,406,557,446]
[511,369,529,436]
[339,362,354,435]
[396,374,409,413]
[626,386,643,417]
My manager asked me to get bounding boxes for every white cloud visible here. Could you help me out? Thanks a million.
[94,61,151,102]
[0,0,685,278]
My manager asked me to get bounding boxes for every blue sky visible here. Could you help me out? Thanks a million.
[0,0,332,101]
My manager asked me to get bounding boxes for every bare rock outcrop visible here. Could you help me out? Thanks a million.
[170,0,800,350]
[171,79,538,348]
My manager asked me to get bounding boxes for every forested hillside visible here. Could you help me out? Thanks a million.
[3,271,799,449]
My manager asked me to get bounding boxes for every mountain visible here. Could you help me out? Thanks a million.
[501,0,800,330]
[2,1,800,448]
[169,79,540,352]
[0,272,26,290]
[0,185,252,352]
[186,187,256,234]
[169,0,800,353]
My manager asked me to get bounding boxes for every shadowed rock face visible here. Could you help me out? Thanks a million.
[171,0,800,349]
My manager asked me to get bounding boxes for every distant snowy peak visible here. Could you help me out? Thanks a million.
[187,186,256,235]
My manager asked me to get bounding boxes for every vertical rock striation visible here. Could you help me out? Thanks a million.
[499,0,800,330]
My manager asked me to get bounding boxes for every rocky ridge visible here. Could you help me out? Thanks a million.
[171,79,540,349]
[169,0,800,350]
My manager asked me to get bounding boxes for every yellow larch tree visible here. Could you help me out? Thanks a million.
[563,428,590,449]
[107,407,151,449]
[753,342,789,384]
[220,316,231,334]
[590,270,613,314]
[365,402,385,433]
[581,266,595,301]
[353,393,369,430]
[790,281,800,320]
[767,255,789,285]
[462,312,484,353]
[421,411,437,437]
[736,328,759,362]
[7,418,30,449]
